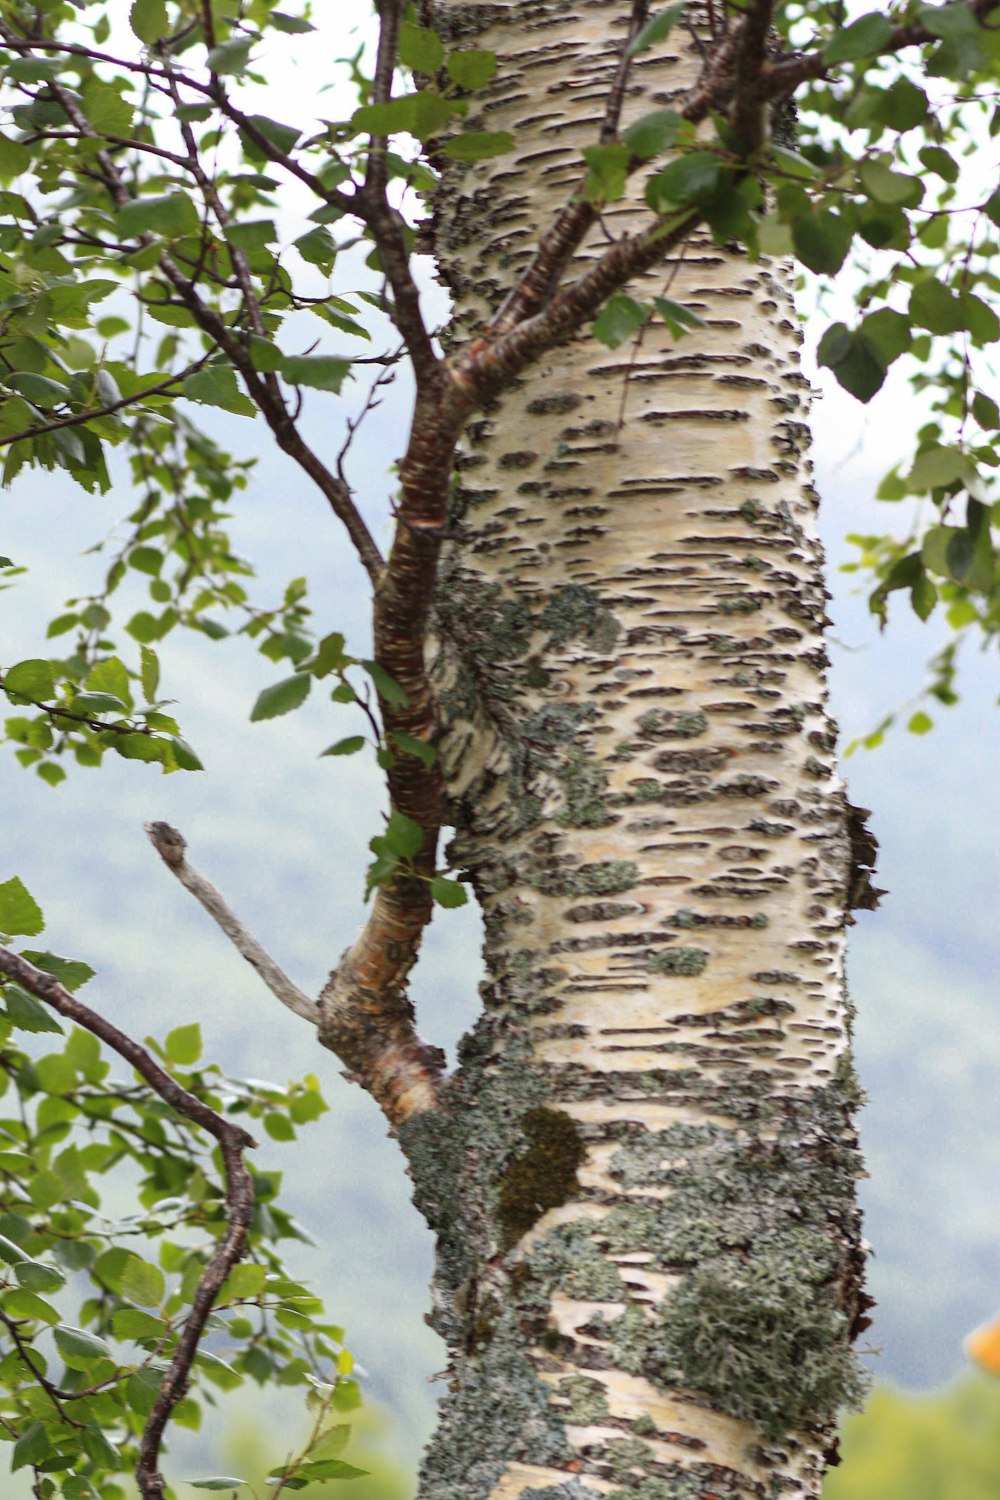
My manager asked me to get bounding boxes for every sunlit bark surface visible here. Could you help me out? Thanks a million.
[402,5,869,1498]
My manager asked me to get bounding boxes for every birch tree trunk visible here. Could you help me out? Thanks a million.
[400,5,870,1498]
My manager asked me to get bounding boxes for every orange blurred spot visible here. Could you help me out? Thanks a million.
[965,1315,1000,1374]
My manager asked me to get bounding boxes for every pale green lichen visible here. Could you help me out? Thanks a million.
[646,947,709,976]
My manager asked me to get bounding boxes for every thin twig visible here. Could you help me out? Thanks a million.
[145,822,318,1025]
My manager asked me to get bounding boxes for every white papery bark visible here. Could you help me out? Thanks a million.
[401,7,870,1500]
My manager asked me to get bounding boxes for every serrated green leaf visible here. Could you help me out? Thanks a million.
[11,1421,49,1472]
[184,365,257,417]
[165,1022,202,1065]
[4,658,55,701]
[431,876,468,908]
[54,1324,112,1366]
[294,226,337,273]
[580,143,630,203]
[390,731,437,768]
[623,109,682,161]
[3,984,64,1033]
[592,293,646,350]
[383,811,424,859]
[398,21,444,72]
[909,278,964,335]
[14,1259,65,1293]
[0,876,44,937]
[130,0,169,44]
[446,49,497,88]
[121,1254,166,1306]
[792,209,853,275]
[250,673,312,721]
[141,645,160,704]
[117,192,200,240]
[654,296,705,338]
[280,356,352,392]
[361,660,409,708]
[0,132,31,178]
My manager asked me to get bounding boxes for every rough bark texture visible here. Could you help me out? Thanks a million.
[401,4,869,1498]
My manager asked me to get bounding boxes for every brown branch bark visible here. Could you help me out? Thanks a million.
[762,0,1000,100]
[0,946,255,1500]
[728,0,775,152]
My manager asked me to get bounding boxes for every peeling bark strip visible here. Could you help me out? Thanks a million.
[405,3,869,1498]
[0,946,255,1500]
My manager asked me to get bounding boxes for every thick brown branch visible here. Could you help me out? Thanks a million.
[457,208,700,400]
[0,946,255,1500]
[145,821,318,1025]
[728,0,775,152]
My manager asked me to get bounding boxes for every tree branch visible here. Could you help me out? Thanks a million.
[145,822,318,1025]
[0,361,207,452]
[0,945,255,1500]
[728,0,775,152]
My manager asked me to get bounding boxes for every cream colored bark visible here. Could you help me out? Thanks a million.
[402,6,869,1500]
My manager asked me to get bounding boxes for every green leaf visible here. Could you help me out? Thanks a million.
[207,37,256,75]
[909,279,964,335]
[0,132,31,178]
[0,876,44,937]
[184,365,257,417]
[398,22,445,72]
[383,811,424,859]
[3,1288,60,1322]
[265,1112,296,1141]
[4,658,55,700]
[908,444,973,492]
[654,296,705,338]
[294,226,337,274]
[431,876,468,908]
[270,12,315,34]
[959,291,1000,345]
[858,158,922,207]
[117,192,200,240]
[130,0,169,43]
[592,293,646,349]
[580,143,630,203]
[188,1481,249,1491]
[280,356,352,392]
[165,1022,202,1065]
[816,323,886,402]
[769,145,817,180]
[0,1232,29,1264]
[3,984,64,1033]
[628,2,687,55]
[647,151,723,209]
[973,390,1000,430]
[14,1259,66,1292]
[11,1422,49,1472]
[244,114,301,157]
[54,1324,113,1367]
[390,731,437,768]
[250,673,312,721]
[908,710,934,734]
[623,109,682,161]
[791,209,853,276]
[320,736,366,757]
[121,1255,166,1306]
[224,1262,267,1299]
[823,12,893,62]
[141,645,160,704]
[224,220,277,253]
[352,92,455,143]
[21,949,91,990]
[443,131,515,162]
[361,660,409,708]
[112,1307,165,1338]
[446,50,498,88]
